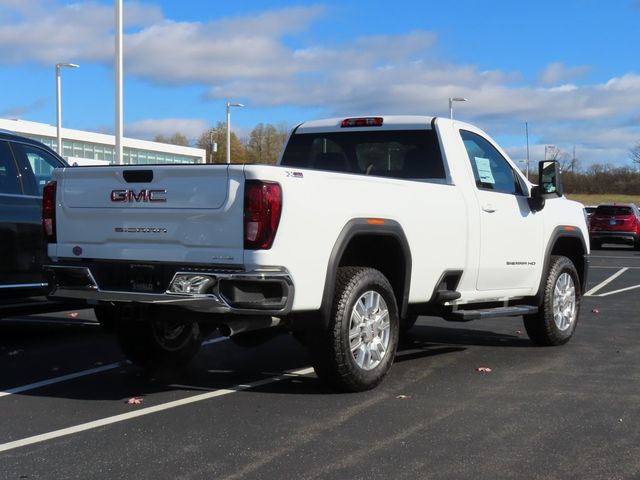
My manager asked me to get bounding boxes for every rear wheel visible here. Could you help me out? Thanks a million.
[308,267,399,392]
[116,309,203,369]
[591,240,601,250]
[524,255,580,346]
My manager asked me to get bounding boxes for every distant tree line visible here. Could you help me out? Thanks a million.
[560,166,640,195]
[526,145,640,195]
[155,122,289,165]
[155,126,640,194]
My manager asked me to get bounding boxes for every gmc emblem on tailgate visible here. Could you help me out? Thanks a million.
[110,189,167,203]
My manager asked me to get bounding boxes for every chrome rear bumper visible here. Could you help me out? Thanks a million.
[44,264,294,315]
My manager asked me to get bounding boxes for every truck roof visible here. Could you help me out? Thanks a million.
[295,115,438,134]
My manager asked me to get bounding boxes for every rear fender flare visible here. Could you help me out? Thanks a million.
[319,219,412,327]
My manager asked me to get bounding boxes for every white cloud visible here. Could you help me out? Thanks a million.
[0,0,162,64]
[0,97,47,117]
[125,118,208,141]
[539,62,590,86]
[0,2,638,167]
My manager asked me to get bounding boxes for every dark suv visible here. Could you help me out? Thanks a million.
[589,203,640,250]
[0,130,82,317]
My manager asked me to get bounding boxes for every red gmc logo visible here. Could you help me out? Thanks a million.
[110,189,167,203]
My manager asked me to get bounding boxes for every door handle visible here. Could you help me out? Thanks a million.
[482,203,496,213]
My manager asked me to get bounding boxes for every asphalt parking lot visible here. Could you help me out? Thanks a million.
[1,247,640,480]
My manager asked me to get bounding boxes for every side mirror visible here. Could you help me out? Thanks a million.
[528,185,545,212]
[539,160,563,197]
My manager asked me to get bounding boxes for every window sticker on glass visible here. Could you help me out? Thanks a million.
[474,157,495,184]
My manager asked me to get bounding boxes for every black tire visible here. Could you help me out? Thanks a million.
[308,267,399,392]
[116,311,203,370]
[523,255,580,346]
[94,305,117,332]
[591,240,601,250]
[634,239,640,251]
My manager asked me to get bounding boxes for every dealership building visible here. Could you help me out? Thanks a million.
[0,118,206,165]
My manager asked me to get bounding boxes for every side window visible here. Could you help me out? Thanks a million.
[12,143,62,196]
[0,141,21,195]
[460,130,522,195]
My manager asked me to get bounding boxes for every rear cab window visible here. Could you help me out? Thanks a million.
[281,129,446,182]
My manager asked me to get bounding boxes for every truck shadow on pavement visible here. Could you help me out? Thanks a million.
[2,320,531,401]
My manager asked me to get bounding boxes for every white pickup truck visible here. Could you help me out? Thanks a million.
[44,116,589,391]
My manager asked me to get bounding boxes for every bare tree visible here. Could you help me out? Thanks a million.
[247,123,287,164]
[631,142,640,168]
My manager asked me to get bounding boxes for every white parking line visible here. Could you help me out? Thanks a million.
[0,366,315,453]
[596,284,640,297]
[584,268,628,296]
[0,337,228,398]
[0,362,128,398]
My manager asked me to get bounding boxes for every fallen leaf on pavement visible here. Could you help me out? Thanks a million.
[396,395,411,400]
[126,397,144,405]
[592,309,599,314]
[476,367,492,373]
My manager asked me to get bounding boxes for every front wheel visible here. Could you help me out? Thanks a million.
[308,267,399,392]
[116,310,203,370]
[523,255,580,346]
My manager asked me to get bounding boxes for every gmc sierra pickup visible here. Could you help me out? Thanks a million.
[44,116,589,391]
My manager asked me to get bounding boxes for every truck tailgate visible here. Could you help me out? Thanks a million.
[51,165,245,266]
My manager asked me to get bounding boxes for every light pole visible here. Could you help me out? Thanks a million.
[55,63,79,156]
[448,97,467,120]
[115,0,123,165]
[226,102,244,164]
[525,122,530,179]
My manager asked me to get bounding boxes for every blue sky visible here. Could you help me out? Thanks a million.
[1,0,639,168]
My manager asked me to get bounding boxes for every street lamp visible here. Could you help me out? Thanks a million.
[226,102,244,164]
[448,97,467,120]
[55,63,79,156]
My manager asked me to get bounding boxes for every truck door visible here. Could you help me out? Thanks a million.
[459,130,543,291]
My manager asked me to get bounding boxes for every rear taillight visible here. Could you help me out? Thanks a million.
[244,181,282,250]
[43,181,57,243]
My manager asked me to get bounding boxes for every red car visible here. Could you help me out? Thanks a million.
[589,203,640,250]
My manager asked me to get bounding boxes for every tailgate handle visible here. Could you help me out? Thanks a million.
[123,170,153,183]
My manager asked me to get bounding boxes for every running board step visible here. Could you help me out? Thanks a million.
[434,290,461,303]
[446,305,538,322]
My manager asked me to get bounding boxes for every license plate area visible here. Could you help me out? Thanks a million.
[129,264,161,292]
